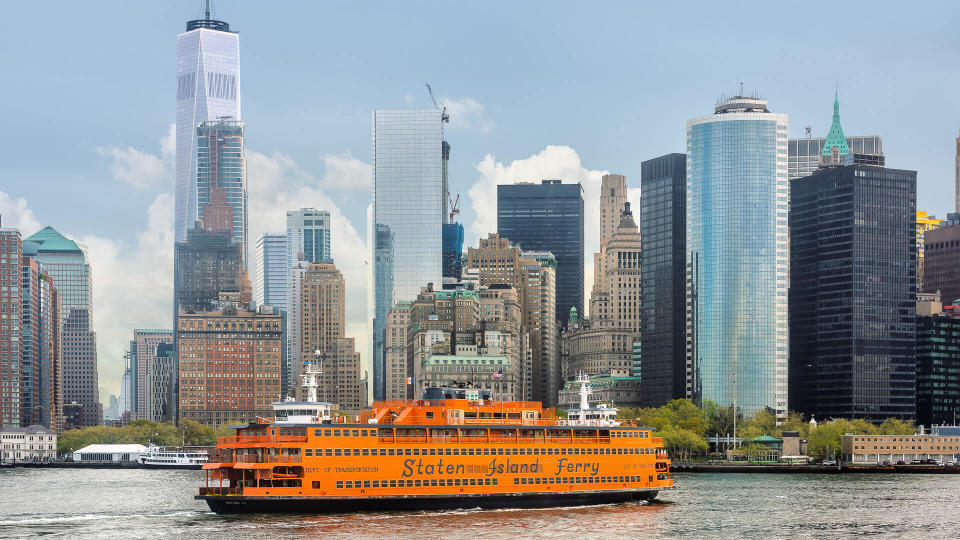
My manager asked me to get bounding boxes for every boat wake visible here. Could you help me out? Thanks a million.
[0,509,205,527]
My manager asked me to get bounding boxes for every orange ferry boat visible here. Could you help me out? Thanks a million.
[197,368,673,513]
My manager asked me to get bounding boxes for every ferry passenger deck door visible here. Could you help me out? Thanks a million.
[522,411,536,425]
[447,409,464,425]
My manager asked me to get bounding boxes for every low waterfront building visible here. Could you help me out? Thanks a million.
[841,432,960,464]
[71,443,146,463]
[417,345,516,402]
[0,425,57,463]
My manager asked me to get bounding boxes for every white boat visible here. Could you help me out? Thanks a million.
[137,446,209,469]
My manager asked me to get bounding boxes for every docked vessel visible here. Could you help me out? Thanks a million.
[197,367,672,513]
[138,446,210,469]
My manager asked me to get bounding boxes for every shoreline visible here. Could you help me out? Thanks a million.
[672,463,960,474]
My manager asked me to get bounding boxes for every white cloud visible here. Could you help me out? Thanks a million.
[467,145,612,315]
[320,153,372,192]
[440,96,495,134]
[0,191,42,235]
[97,124,174,189]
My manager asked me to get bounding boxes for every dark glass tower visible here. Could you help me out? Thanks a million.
[916,315,960,427]
[639,153,687,406]
[442,222,464,281]
[790,164,917,421]
[497,180,584,323]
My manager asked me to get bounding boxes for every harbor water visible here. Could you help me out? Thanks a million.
[1,468,957,538]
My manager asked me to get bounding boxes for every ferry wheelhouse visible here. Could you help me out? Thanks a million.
[198,366,672,513]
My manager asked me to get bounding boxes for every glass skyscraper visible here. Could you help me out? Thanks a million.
[790,164,917,422]
[175,10,240,243]
[497,180,584,323]
[196,118,246,262]
[23,227,102,428]
[639,153,688,406]
[370,109,447,401]
[254,233,287,310]
[686,95,789,419]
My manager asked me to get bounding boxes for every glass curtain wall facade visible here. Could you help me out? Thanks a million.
[254,233,287,310]
[789,165,917,421]
[639,153,688,406]
[175,14,240,243]
[370,109,445,400]
[497,180,585,324]
[686,96,789,420]
[196,119,247,263]
[23,227,101,428]
[788,136,883,180]
[916,315,960,427]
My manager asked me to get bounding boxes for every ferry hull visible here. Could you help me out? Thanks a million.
[199,489,660,514]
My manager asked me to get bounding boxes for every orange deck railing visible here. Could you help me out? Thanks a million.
[217,435,308,445]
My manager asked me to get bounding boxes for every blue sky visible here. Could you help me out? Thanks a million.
[2,1,959,400]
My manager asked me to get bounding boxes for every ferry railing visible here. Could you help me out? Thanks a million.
[199,487,241,496]
[217,435,308,445]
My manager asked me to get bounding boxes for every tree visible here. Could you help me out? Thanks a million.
[662,427,708,463]
[660,399,707,437]
[879,418,915,435]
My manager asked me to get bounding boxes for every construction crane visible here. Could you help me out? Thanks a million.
[448,193,460,222]
[425,82,450,123]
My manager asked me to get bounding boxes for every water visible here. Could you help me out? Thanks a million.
[1,468,957,538]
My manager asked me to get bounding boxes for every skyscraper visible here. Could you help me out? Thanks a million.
[788,135,883,180]
[441,222,464,282]
[254,233,286,310]
[283,209,332,396]
[594,174,628,297]
[686,94,789,419]
[23,227,101,428]
[196,118,247,263]
[955,129,959,214]
[175,5,240,243]
[639,153,688,406]
[130,329,174,422]
[0,227,23,427]
[790,164,917,421]
[296,263,365,410]
[370,109,447,401]
[497,180,584,324]
[923,224,960,305]
[916,210,945,292]
[174,224,243,314]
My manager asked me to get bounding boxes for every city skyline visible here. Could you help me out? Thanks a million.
[3,1,960,401]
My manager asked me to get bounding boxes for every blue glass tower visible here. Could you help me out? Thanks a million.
[442,222,464,281]
[686,95,789,419]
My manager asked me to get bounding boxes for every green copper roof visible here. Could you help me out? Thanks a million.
[569,306,578,324]
[821,92,850,157]
[24,226,82,253]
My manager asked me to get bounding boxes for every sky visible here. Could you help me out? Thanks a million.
[2,1,960,403]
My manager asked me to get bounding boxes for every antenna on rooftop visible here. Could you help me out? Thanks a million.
[739,82,744,96]
[805,126,812,138]
[205,0,210,19]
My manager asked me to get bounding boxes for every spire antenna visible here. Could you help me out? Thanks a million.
[205,0,211,20]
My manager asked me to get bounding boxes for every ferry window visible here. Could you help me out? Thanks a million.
[314,429,322,437]
[369,429,377,436]
[388,449,395,456]
[454,479,461,486]
[372,481,379,488]
[425,411,434,419]
[334,449,342,456]
[406,480,414,487]
[363,481,371,488]
[512,449,519,456]
[470,479,477,486]
[412,449,420,456]
[313,481,321,489]
[361,430,368,437]
[497,448,504,455]
[414,480,422,487]
[520,478,527,485]
[482,448,489,456]
[333,429,341,436]
[345,481,353,488]
[649,475,653,482]
[452,449,459,456]
[405,449,412,456]
[379,449,387,456]
[574,448,580,455]
[336,481,343,488]
[390,480,397,488]
[467,448,474,456]
[325,449,332,456]
[431,480,438,487]
[514,478,519,485]
[352,430,360,437]
[305,449,313,456]
[444,449,452,456]
[353,449,361,456]
[324,429,332,436]
[493,479,498,486]
[362,449,369,456]
[620,476,625,482]
[484,479,491,486]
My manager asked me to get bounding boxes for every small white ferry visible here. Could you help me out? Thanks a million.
[137,446,210,469]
